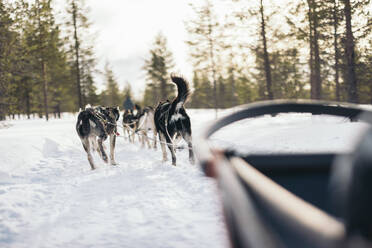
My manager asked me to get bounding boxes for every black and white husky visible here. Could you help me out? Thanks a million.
[122,109,137,143]
[154,74,195,166]
[76,105,120,170]
[136,106,157,149]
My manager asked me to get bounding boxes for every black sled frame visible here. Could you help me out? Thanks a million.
[196,100,372,248]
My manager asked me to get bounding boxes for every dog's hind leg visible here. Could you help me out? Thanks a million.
[153,128,158,150]
[82,137,96,170]
[91,137,99,153]
[122,126,127,141]
[183,132,195,165]
[129,129,134,143]
[159,133,167,162]
[143,131,151,149]
[164,134,176,166]
[173,134,182,153]
[109,134,117,165]
[127,128,132,143]
[98,137,108,164]
[139,131,145,148]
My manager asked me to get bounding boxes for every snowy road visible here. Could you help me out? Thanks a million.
[0,109,369,248]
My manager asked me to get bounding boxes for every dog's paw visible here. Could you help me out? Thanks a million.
[102,156,108,163]
[111,161,118,166]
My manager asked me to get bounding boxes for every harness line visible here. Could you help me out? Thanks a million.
[90,109,192,150]
[119,122,191,150]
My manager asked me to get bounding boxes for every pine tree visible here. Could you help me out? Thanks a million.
[189,70,215,108]
[22,0,61,121]
[143,32,175,105]
[0,0,15,120]
[342,0,358,103]
[186,0,223,116]
[102,63,121,107]
[66,0,96,109]
[307,0,322,99]
[231,0,278,100]
[225,54,239,107]
[332,0,342,101]
[286,0,329,100]
[259,0,274,100]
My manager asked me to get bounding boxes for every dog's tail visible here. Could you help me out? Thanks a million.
[76,110,91,137]
[171,74,191,110]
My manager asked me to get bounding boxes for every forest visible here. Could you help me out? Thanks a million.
[0,0,371,120]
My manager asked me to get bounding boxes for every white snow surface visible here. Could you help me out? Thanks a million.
[0,108,370,248]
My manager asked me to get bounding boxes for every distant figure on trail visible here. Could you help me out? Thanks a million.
[123,96,134,111]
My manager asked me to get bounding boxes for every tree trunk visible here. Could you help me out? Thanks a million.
[228,61,238,107]
[42,61,49,121]
[307,0,322,100]
[260,0,273,100]
[72,0,83,109]
[333,0,340,101]
[342,0,358,103]
[25,87,31,119]
[207,12,218,118]
[38,102,43,118]
[308,8,316,99]
[57,103,61,118]
[313,15,322,99]
[36,0,49,121]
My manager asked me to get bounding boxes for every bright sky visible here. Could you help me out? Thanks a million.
[84,0,195,100]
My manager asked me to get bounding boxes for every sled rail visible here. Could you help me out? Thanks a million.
[231,156,345,247]
[196,100,372,248]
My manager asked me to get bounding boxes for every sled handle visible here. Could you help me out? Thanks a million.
[196,100,372,164]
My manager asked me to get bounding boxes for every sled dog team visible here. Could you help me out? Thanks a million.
[76,74,195,170]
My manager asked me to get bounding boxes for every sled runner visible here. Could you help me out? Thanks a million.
[196,100,372,248]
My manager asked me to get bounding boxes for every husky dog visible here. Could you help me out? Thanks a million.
[122,109,137,143]
[136,106,157,149]
[76,105,120,170]
[154,74,195,166]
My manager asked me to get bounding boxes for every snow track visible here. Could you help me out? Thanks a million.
[0,114,228,248]
[0,109,369,247]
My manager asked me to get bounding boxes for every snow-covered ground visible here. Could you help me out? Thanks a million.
[0,108,370,248]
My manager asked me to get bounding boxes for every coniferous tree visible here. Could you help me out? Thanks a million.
[0,0,15,120]
[189,70,214,108]
[259,0,274,100]
[342,0,358,103]
[307,0,322,99]
[25,0,61,121]
[332,0,342,101]
[0,0,96,119]
[143,32,175,106]
[231,0,278,100]
[186,0,223,116]
[66,0,96,109]
[122,83,133,100]
[285,0,328,100]
[225,54,239,107]
[102,63,121,107]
